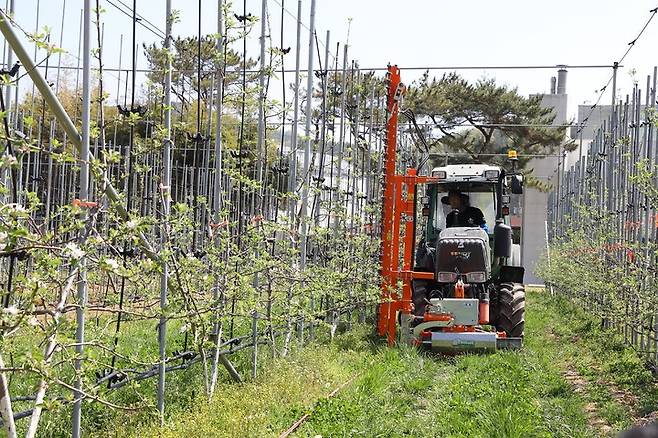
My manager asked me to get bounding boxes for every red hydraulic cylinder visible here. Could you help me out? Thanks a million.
[479,301,490,325]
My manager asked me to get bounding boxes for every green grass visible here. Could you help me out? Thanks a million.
[293,289,654,437]
[132,326,376,438]
[12,289,656,437]
[300,346,444,437]
[536,292,658,431]
[7,308,275,437]
[6,314,205,437]
[295,289,594,438]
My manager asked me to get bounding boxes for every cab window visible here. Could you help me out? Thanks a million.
[432,185,497,233]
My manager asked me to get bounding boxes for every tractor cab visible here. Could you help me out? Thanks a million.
[423,164,503,242]
[416,162,523,274]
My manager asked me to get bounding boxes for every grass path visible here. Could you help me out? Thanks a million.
[295,290,594,437]
[135,290,655,437]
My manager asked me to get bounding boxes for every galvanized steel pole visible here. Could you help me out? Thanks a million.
[156,0,173,421]
[300,0,316,273]
[71,0,91,435]
[0,0,13,205]
[256,0,266,192]
[2,0,12,121]
[297,0,317,344]
[288,0,302,224]
[313,29,330,229]
[210,0,225,394]
[334,43,348,232]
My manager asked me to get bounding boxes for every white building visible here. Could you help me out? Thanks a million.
[521,69,568,285]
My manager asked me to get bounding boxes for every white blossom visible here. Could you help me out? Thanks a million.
[64,242,85,260]
[0,155,17,168]
[126,219,138,230]
[3,305,18,315]
[103,258,120,271]
[4,203,27,214]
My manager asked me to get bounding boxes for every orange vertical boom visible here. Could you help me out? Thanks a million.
[377,66,438,345]
[377,65,403,337]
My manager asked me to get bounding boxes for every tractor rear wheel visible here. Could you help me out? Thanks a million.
[494,283,525,338]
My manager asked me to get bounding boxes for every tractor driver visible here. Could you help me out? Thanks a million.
[442,190,488,231]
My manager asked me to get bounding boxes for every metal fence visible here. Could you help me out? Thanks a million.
[547,65,658,361]
[0,1,410,436]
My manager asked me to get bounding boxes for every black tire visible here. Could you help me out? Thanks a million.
[494,283,525,338]
[412,280,430,318]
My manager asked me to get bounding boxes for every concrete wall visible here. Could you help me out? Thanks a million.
[569,105,613,142]
[521,92,567,285]
[522,155,559,284]
[535,93,568,126]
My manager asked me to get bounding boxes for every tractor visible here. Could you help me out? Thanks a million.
[377,65,526,353]
[407,161,526,352]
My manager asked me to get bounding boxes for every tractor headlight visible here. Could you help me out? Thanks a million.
[437,272,457,283]
[466,272,487,283]
[484,170,500,180]
[432,170,447,179]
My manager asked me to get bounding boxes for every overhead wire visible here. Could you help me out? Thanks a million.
[550,6,658,182]
[114,0,166,39]
[10,2,653,188]
[105,0,166,40]
[573,6,658,138]
[400,108,431,171]
[18,63,621,75]
[0,6,133,105]
[269,0,338,67]
[102,0,212,115]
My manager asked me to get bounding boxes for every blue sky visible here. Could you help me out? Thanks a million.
[5,0,658,121]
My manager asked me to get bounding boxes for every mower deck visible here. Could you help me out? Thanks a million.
[419,331,523,353]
